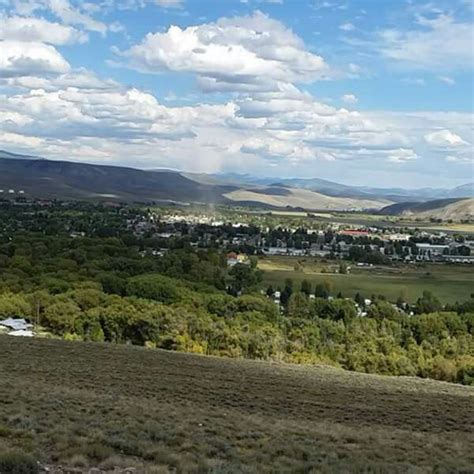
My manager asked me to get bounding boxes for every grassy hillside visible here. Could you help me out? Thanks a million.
[381,198,474,221]
[0,158,235,203]
[0,337,473,473]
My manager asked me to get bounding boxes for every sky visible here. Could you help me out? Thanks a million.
[0,0,473,188]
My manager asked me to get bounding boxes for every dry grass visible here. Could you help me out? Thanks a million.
[224,188,390,212]
[0,336,473,473]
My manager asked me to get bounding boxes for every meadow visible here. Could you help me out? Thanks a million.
[259,256,474,303]
[0,336,473,473]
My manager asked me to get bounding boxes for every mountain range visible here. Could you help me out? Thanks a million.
[0,150,472,218]
[193,172,473,201]
[0,154,234,204]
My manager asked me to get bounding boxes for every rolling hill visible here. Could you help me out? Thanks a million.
[197,173,473,201]
[224,186,391,211]
[1,336,472,472]
[0,152,390,210]
[0,149,40,160]
[381,198,474,220]
[0,157,236,204]
[1,149,471,212]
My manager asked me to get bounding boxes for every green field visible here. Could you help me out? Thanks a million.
[259,257,474,303]
[0,336,473,472]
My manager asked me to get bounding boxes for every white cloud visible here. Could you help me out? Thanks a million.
[438,76,455,85]
[0,9,470,185]
[154,0,184,7]
[1,69,120,90]
[445,155,472,164]
[377,14,473,71]
[424,129,468,147]
[1,70,472,181]
[116,11,329,92]
[387,148,418,163]
[339,22,354,31]
[46,0,107,33]
[0,39,70,77]
[8,0,108,34]
[341,93,358,104]
[0,15,88,44]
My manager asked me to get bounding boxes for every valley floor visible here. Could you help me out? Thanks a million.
[0,336,473,473]
[259,257,474,304]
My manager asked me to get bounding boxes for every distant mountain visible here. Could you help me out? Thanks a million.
[0,153,390,210]
[357,184,474,201]
[0,149,40,160]
[450,183,474,198]
[0,157,236,204]
[201,173,473,202]
[381,198,474,221]
[0,150,470,212]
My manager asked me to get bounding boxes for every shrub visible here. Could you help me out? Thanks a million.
[0,452,38,474]
[126,274,183,304]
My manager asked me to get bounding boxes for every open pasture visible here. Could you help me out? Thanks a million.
[259,256,474,303]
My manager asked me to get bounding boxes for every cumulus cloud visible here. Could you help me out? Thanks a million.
[0,7,470,184]
[387,148,418,163]
[1,69,471,178]
[240,138,333,164]
[424,129,468,147]
[0,64,421,172]
[0,15,88,44]
[339,22,354,31]
[341,93,358,104]
[115,11,330,92]
[0,39,70,77]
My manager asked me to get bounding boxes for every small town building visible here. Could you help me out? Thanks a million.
[226,252,250,267]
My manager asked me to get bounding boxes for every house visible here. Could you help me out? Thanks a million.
[338,229,371,238]
[415,243,449,257]
[383,233,411,242]
[226,252,250,267]
[0,318,33,337]
[0,318,32,331]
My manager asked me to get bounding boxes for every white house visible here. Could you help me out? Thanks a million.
[0,318,32,331]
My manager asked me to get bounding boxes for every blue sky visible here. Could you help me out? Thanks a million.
[0,0,472,187]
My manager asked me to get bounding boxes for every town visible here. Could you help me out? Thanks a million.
[130,209,474,265]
